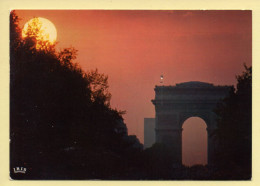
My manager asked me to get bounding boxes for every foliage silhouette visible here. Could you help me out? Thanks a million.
[22,17,56,51]
[10,11,142,180]
[10,11,251,180]
[212,64,252,179]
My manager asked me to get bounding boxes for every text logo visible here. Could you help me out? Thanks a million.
[13,167,26,174]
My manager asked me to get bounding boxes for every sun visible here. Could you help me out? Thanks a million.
[22,17,57,47]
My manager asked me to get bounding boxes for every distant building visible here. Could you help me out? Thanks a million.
[144,118,155,149]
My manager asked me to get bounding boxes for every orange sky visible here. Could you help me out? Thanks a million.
[182,117,207,166]
[15,10,252,151]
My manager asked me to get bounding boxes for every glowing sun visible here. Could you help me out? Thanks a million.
[22,17,57,45]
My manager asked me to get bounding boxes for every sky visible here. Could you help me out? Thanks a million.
[15,10,252,165]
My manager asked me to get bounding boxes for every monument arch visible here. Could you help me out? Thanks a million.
[152,81,231,165]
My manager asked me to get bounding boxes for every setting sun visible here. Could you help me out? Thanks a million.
[10,10,253,180]
[22,17,57,46]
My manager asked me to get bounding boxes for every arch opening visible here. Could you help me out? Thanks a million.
[182,117,207,167]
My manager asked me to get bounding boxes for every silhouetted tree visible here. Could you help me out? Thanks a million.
[22,17,56,51]
[213,64,252,179]
[11,11,253,180]
[10,11,142,180]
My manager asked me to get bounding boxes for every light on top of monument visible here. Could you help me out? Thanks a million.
[160,74,164,84]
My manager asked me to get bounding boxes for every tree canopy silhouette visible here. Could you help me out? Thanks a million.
[10,11,251,180]
[22,17,56,51]
[10,11,142,180]
[213,64,252,179]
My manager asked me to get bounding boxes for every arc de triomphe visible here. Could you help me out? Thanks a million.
[152,81,231,165]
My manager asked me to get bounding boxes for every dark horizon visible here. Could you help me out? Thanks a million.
[9,10,252,180]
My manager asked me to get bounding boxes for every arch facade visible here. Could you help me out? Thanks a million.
[152,81,231,165]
